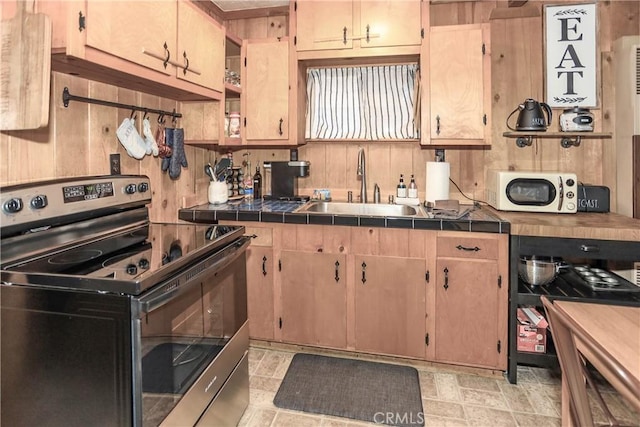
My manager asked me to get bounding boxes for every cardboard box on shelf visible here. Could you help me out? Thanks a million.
[517,307,549,353]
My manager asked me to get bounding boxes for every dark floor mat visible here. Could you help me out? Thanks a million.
[273,353,424,426]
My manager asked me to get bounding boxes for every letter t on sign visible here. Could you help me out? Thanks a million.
[545,3,597,108]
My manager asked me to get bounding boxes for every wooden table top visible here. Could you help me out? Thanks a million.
[490,209,640,241]
[554,301,640,386]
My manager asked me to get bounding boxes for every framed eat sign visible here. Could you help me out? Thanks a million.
[544,3,598,108]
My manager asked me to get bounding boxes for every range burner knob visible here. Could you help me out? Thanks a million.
[30,195,48,209]
[137,182,149,193]
[124,184,137,195]
[3,198,23,214]
[126,264,138,275]
[138,258,150,270]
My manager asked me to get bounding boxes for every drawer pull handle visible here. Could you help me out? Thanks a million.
[262,256,267,276]
[343,27,347,44]
[443,267,449,290]
[580,245,600,253]
[335,261,340,283]
[279,118,284,136]
[456,244,480,252]
[361,261,367,284]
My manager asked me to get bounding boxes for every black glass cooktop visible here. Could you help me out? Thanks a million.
[1,223,244,295]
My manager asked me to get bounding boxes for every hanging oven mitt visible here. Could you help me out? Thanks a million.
[155,120,171,158]
[142,117,159,156]
[161,127,174,172]
[116,118,146,160]
[169,128,187,180]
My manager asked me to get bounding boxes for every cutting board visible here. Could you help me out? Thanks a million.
[0,0,51,130]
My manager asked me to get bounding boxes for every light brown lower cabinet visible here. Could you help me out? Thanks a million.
[246,245,275,340]
[279,250,348,348]
[429,232,509,370]
[353,255,426,358]
[228,221,507,370]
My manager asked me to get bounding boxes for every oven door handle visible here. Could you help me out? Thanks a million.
[137,236,251,315]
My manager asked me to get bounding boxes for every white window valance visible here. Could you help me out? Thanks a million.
[305,64,420,140]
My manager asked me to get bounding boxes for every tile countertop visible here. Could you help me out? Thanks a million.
[178,199,510,234]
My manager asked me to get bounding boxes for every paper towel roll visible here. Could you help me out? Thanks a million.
[425,162,450,203]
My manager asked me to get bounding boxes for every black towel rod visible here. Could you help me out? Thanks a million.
[62,87,182,120]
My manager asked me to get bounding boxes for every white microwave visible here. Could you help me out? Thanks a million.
[485,170,578,213]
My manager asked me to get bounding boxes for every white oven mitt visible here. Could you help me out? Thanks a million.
[116,118,146,160]
[142,117,159,157]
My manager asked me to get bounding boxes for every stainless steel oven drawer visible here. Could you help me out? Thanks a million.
[160,321,249,427]
[196,351,250,427]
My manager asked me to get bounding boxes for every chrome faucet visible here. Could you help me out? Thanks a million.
[357,148,367,203]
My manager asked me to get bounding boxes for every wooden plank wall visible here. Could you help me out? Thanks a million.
[1,2,638,218]
[225,1,639,206]
[0,72,215,223]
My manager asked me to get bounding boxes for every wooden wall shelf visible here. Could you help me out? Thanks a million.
[503,131,612,148]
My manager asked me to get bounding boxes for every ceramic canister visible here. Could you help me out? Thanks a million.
[208,181,229,204]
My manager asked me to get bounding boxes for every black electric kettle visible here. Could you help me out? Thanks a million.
[507,99,552,131]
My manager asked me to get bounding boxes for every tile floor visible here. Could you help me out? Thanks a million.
[239,344,639,427]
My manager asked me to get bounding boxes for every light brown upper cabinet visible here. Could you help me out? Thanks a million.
[244,38,291,144]
[423,23,491,146]
[176,1,224,92]
[42,0,222,101]
[82,1,177,75]
[293,0,423,59]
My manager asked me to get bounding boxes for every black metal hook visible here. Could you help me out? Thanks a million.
[130,109,137,121]
[142,111,148,121]
[158,113,165,124]
[172,109,178,126]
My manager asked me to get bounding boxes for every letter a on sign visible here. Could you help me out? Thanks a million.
[545,3,597,107]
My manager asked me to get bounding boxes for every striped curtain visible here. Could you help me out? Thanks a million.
[305,64,420,140]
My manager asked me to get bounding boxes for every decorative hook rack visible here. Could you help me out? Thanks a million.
[62,87,182,121]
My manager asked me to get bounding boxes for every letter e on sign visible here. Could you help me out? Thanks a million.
[545,3,597,108]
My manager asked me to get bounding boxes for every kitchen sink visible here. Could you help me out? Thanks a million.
[294,201,428,217]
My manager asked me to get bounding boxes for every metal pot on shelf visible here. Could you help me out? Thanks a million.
[518,256,569,286]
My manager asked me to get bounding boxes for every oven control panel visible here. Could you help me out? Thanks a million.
[1,175,151,229]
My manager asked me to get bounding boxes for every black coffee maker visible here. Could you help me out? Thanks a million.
[263,160,310,201]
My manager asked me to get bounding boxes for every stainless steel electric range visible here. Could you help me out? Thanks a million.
[0,175,250,427]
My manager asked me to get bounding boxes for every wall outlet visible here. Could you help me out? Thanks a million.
[110,153,121,175]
